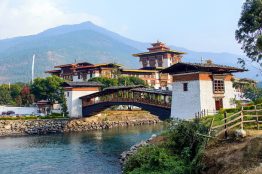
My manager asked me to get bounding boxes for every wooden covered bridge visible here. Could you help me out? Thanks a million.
[80,85,172,119]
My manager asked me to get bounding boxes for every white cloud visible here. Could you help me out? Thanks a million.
[0,0,103,39]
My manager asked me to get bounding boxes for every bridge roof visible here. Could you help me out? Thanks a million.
[80,85,144,99]
[131,88,172,96]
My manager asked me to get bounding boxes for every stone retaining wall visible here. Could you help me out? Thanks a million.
[0,119,68,136]
[64,119,159,132]
[0,111,161,136]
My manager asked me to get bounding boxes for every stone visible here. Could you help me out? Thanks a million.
[235,129,247,138]
[4,125,11,130]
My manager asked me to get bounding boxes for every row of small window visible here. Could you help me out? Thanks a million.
[128,74,156,78]
[77,73,93,79]
[182,80,225,93]
[63,75,73,80]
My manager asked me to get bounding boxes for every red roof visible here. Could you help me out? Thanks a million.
[161,62,246,74]
[45,70,61,73]
[54,62,93,68]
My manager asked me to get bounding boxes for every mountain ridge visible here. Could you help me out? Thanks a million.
[0,21,258,83]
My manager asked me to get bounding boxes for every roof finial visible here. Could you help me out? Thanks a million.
[206,59,213,65]
[201,57,204,63]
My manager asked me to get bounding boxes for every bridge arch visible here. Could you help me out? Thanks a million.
[80,86,172,119]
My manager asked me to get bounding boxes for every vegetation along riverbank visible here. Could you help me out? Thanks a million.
[122,109,262,174]
[122,121,208,174]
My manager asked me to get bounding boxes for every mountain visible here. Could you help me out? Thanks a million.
[0,21,258,83]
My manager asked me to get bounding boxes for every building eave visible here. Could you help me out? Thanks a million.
[121,69,158,73]
[132,50,186,57]
[160,62,247,74]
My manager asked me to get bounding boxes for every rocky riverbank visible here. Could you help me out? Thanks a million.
[0,111,161,136]
[120,134,157,165]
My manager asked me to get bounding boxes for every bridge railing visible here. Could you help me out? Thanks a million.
[84,96,171,109]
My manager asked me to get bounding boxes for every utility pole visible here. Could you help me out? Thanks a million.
[32,54,35,83]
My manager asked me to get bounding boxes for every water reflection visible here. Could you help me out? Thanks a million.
[0,124,164,174]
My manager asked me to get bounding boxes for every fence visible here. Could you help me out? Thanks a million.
[195,109,218,120]
[210,103,262,139]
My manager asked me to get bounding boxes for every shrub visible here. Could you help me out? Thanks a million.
[124,121,208,174]
[166,121,208,162]
[223,108,240,113]
[254,97,262,104]
[123,145,186,174]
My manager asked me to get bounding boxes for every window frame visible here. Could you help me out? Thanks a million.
[213,79,225,94]
[183,83,188,92]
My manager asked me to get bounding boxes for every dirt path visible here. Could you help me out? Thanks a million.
[202,131,262,174]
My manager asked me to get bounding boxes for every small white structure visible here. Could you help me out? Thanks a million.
[161,62,245,119]
[0,106,38,115]
[63,82,102,118]
[233,78,257,104]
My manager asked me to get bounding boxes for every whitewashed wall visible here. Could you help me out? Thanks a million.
[65,90,98,118]
[171,80,201,119]
[73,73,99,82]
[73,75,82,82]
[223,81,236,109]
[163,58,171,68]
[199,80,216,113]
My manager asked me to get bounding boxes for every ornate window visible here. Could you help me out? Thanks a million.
[149,58,156,67]
[161,81,167,87]
[141,58,148,67]
[157,57,163,67]
[213,80,225,93]
[82,73,87,81]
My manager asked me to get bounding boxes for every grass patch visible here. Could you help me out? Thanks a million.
[0,113,68,120]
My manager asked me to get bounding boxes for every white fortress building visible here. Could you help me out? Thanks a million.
[161,61,245,119]
[62,82,102,118]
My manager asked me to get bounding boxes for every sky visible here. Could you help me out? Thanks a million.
[0,0,246,54]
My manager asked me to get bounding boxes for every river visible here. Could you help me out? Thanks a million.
[0,124,164,174]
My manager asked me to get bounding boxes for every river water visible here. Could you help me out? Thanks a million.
[0,124,164,174]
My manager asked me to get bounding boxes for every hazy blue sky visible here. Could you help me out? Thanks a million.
[0,0,245,54]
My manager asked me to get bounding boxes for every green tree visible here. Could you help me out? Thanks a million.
[236,0,262,64]
[243,85,262,102]
[31,76,65,103]
[118,76,146,86]
[0,85,13,105]
[89,76,146,89]
[10,84,23,99]
[31,76,67,115]
[88,77,118,88]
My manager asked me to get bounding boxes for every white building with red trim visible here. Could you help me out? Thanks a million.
[62,82,102,118]
[161,61,246,119]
